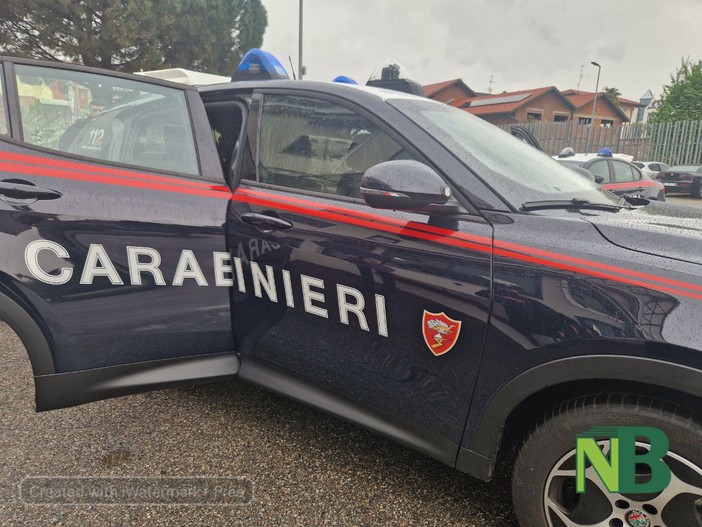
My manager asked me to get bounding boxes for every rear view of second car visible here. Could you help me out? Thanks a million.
[655,164,702,198]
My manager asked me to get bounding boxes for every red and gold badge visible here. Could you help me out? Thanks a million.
[422,310,462,356]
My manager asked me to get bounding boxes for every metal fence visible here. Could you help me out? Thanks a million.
[500,120,702,165]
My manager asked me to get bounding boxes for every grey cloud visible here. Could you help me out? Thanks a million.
[261,0,700,100]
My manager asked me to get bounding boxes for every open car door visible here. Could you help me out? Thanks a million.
[0,58,238,410]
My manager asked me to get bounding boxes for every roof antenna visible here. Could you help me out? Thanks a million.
[288,56,297,80]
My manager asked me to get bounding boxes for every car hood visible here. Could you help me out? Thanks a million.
[584,201,702,265]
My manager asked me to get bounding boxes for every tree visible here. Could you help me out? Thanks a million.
[603,86,622,101]
[0,0,267,74]
[159,0,268,75]
[651,58,702,123]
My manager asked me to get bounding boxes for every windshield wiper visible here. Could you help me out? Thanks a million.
[520,198,624,212]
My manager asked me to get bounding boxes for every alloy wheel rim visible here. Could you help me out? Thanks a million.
[542,440,702,527]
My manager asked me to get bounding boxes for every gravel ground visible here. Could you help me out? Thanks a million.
[0,322,518,527]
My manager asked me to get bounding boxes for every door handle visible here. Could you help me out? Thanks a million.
[240,212,293,231]
[0,180,62,201]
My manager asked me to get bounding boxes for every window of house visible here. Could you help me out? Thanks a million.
[553,114,569,123]
[14,64,199,176]
[258,94,415,198]
[0,72,7,135]
[588,160,610,183]
[526,111,542,122]
[578,117,592,125]
[601,119,614,127]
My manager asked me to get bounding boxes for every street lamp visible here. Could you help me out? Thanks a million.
[588,61,601,153]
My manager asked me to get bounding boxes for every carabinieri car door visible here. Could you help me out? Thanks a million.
[227,89,495,463]
[0,58,237,410]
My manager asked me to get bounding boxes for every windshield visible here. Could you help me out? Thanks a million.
[388,98,618,208]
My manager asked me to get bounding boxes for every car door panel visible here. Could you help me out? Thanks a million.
[604,159,640,196]
[227,92,493,443]
[0,59,237,407]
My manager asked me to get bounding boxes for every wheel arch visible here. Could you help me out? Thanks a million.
[0,282,55,376]
[457,352,702,480]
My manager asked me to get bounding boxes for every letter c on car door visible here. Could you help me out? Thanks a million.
[25,240,73,285]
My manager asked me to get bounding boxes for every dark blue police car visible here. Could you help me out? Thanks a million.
[1,50,701,527]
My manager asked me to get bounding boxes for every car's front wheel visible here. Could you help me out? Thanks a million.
[512,394,702,527]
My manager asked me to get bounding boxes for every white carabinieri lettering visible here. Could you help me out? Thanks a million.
[23,240,390,336]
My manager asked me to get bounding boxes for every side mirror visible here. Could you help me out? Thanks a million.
[360,160,451,211]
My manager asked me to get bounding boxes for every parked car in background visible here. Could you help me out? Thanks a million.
[555,148,666,201]
[632,161,670,178]
[656,165,702,198]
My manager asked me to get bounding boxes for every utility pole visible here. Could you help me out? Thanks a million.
[488,75,494,94]
[577,64,585,90]
[588,61,602,153]
[298,0,304,80]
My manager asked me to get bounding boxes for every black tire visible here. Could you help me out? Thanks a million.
[512,394,702,527]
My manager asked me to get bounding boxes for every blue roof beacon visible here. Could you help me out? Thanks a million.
[232,49,290,81]
[332,75,359,85]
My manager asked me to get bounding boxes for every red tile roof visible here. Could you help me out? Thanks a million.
[561,89,594,109]
[562,89,631,120]
[423,79,477,98]
[458,86,573,116]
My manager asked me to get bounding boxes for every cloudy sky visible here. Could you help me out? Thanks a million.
[260,0,700,101]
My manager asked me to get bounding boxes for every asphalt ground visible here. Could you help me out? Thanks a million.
[1,194,698,527]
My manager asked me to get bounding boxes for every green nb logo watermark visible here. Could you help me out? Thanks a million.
[575,426,671,494]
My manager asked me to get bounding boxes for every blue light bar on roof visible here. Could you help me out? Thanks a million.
[232,49,289,81]
[597,148,613,157]
[332,75,358,85]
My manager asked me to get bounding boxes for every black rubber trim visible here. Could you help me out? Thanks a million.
[466,355,702,463]
[238,356,459,467]
[0,290,55,375]
[455,448,493,481]
[35,352,239,411]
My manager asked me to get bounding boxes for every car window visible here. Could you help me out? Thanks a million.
[588,160,611,183]
[389,98,617,207]
[0,72,7,135]
[632,162,644,169]
[611,161,637,182]
[258,94,415,197]
[648,163,659,171]
[14,64,199,176]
